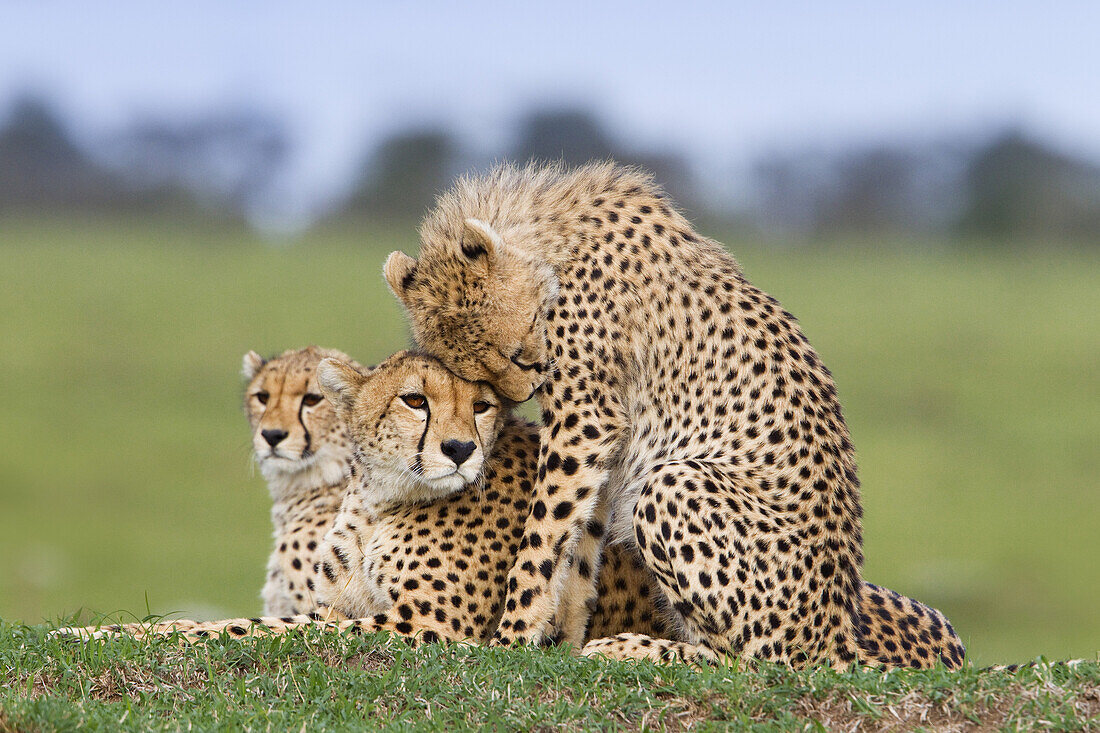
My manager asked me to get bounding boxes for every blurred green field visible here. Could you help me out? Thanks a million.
[0,218,1097,666]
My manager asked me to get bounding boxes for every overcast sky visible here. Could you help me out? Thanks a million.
[2,1,1098,219]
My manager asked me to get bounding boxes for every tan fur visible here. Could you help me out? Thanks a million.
[386,162,875,668]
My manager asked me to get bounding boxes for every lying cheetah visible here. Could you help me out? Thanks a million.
[241,346,361,616]
[384,162,875,667]
[60,351,668,644]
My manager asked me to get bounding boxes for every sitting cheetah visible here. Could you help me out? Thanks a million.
[383,162,881,667]
[59,351,669,644]
[241,346,362,616]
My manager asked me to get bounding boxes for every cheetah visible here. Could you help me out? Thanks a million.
[241,346,362,616]
[383,161,879,667]
[59,351,669,645]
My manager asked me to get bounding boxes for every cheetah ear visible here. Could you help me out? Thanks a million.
[241,350,266,380]
[383,251,418,303]
[459,218,504,272]
[317,358,367,418]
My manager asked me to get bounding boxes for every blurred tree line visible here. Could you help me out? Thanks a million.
[753,133,1100,241]
[0,95,287,224]
[341,109,693,225]
[2,91,1100,244]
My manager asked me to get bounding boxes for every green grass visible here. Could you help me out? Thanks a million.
[1,621,1097,731]
[0,217,1098,671]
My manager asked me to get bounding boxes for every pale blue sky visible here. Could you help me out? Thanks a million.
[2,1,1098,219]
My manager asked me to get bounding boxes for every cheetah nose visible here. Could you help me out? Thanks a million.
[440,440,476,467]
[262,429,288,447]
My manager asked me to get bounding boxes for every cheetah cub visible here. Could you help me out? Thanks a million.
[59,352,667,645]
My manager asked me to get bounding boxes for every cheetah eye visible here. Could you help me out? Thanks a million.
[254,391,269,405]
[302,393,324,407]
[401,393,427,409]
[509,354,542,373]
[472,400,493,414]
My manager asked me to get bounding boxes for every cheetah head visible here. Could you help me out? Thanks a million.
[384,218,556,403]
[316,351,507,505]
[242,346,356,492]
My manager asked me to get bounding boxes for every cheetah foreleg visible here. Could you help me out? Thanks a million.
[548,492,614,647]
[491,389,626,648]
